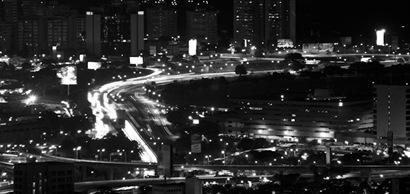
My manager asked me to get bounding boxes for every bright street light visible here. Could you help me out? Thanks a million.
[25,95,37,105]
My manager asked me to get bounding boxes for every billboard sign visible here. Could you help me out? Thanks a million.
[392,36,398,51]
[303,43,334,54]
[277,39,294,48]
[149,46,156,55]
[318,43,334,53]
[189,39,197,56]
[158,144,173,177]
[191,133,202,153]
[79,54,86,62]
[116,109,125,128]
[130,56,143,65]
[340,37,352,45]
[87,62,101,70]
[303,43,318,53]
[376,29,386,46]
[57,66,77,85]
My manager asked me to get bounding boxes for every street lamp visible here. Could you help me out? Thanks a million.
[109,153,114,161]
[50,145,60,155]
[73,146,81,159]
[221,151,226,165]
[186,151,192,165]
[97,149,105,161]
[205,155,211,164]
[121,149,127,162]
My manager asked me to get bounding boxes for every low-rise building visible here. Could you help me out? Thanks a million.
[207,90,374,143]
[14,162,75,194]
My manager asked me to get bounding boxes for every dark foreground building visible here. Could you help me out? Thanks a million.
[14,162,75,194]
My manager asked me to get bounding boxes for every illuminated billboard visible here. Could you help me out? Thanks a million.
[79,54,86,62]
[340,36,352,45]
[189,39,197,56]
[318,43,334,53]
[0,56,10,64]
[57,66,77,85]
[376,29,385,46]
[130,56,143,65]
[87,62,101,70]
[149,46,156,55]
[277,39,294,48]
[303,43,334,54]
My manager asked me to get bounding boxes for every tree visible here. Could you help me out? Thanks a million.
[21,62,32,71]
[171,54,185,62]
[348,61,384,76]
[235,64,247,75]
[29,69,60,96]
[237,138,254,150]
[253,138,269,149]
[250,151,282,163]
[191,120,220,141]
[0,62,7,70]
[284,53,306,71]
[190,55,199,62]
[323,65,346,76]
[166,109,190,126]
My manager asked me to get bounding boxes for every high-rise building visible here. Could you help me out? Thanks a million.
[86,1,143,57]
[86,11,101,57]
[186,9,218,44]
[146,8,178,40]
[17,17,47,56]
[233,0,296,48]
[12,1,81,56]
[17,15,79,56]
[21,0,48,18]
[76,16,87,53]
[46,16,69,49]
[374,84,410,144]
[3,0,19,23]
[14,162,75,194]
[131,11,145,56]
[0,22,13,53]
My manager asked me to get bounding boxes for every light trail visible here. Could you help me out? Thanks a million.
[122,120,157,163]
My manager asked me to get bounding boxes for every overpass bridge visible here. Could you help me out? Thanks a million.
[14,154,410,173]
[73,164,410,192]
[74,176,231,192]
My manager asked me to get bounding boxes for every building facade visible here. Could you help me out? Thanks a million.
[17,17,46,56]
[3,0,19,23]
[208,96,373,142]
[146,8,178,40]
[233,0,296,48]
[14,162,75,194]
[374,84,410,144]
[86,11,101,57]
[86,2,144,57]
[186,9,218,44]
[131,11,145,56]
[0,22,13,53]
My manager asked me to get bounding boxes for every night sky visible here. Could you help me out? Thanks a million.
[57,0,410,42]
[296,0,410,42]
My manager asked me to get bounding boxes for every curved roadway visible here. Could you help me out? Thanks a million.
[93,69,241,163]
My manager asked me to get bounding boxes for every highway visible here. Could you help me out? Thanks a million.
[4,59,410,192]
[91,69,244,163]
[75,176,231,191]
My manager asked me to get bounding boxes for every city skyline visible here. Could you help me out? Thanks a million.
[53,0,410,42]
[2,0,410,193]
[1,0,410,57]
